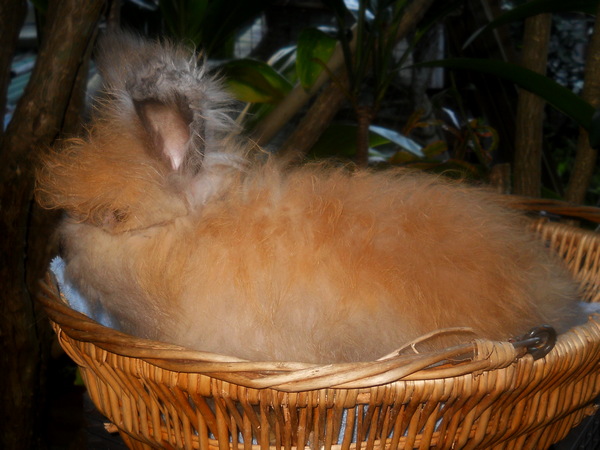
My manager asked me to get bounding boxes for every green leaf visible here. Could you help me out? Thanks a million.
[422,140,448,158]
[389,150,420,164]
[296,28,338,90]
[418,58,595,131]
[309,123,390,158]
[464,0,599,48]
[309,123,426,158]
[269,46,299,85]
[220,59,293,104]
[74,367,85,387]
[269,46,297,72]
[369,125,425,157]
[242,103,276,130]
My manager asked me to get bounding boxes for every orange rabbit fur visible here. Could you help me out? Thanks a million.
[36,32,581,363]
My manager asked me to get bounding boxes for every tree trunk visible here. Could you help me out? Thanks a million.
[565,7,600,204]
[512,11,552,197]
[0,1,105,448]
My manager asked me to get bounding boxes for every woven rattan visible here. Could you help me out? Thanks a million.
[38,216,600,449]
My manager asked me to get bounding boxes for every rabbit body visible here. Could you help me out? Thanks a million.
[37,33,581,363]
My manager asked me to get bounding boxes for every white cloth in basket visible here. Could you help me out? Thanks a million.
[50,256,119,329]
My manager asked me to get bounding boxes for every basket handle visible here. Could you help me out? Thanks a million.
[510,325,557,360]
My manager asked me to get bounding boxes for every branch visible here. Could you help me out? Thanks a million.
[274,0,437,159]
[277,71,350,161]
[250,24,358,147]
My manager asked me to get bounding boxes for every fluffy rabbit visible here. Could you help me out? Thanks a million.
[37,32,582,363]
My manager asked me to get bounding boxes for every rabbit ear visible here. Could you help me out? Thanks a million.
[134,98,199,171]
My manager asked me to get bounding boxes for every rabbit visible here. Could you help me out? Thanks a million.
[36,31,584,364]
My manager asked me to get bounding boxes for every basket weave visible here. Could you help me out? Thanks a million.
[38,216,600,449]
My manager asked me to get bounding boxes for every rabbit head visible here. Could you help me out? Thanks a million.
[36,31,246,233]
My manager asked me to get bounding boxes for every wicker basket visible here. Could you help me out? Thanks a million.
[37,217,600,449]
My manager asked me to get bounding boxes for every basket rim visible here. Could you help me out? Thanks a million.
[38,276,600,390]
[506,196,600,224]
[36,218,600,391]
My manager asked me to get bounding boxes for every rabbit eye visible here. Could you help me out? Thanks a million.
[112,209,128,223]
[99,208,130,231]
